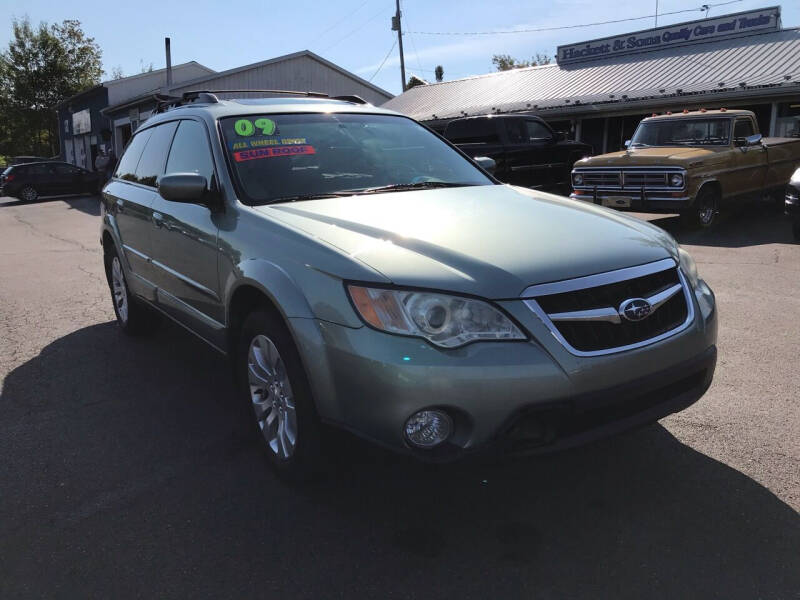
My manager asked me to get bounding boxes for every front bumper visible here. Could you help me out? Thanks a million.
[570,189,691,212]
[291,285,718,461]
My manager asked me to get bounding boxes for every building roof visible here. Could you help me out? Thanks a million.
[382,27,800,122]
[166,50,393,101]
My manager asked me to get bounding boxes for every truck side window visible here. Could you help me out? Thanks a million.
[526,121,552,141]
[505,120,527,144]
[733,119,754,142]
[445,119,500,144]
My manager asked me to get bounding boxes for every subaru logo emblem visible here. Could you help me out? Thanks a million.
[619,298,652,322]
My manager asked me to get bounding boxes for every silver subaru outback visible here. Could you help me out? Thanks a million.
[100,92,717,477]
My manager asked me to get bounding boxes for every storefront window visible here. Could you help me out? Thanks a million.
[775,102,800,138]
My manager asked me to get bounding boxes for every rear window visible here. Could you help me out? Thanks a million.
[445,119,500,144]
[115,129,153,182]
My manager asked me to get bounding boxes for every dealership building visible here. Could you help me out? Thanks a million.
[382,6,800,153]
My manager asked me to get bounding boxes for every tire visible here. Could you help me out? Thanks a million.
[19,185,38,202]
[681,186,719,229]
[103,245,156,335]
[236,309,323,480]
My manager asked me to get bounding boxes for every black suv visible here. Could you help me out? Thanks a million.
[444,115,592,193]
[0,161,101,202]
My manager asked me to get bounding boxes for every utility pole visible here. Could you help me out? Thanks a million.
[392,0,407,92]
[654,0,659,27]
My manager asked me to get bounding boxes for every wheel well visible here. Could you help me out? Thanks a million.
[697,180,722,200]
[227,285,285,352]
[102,230,115,254]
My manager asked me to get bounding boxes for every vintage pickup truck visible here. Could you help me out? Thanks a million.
[571,109,800,227]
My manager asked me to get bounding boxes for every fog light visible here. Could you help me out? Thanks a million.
[404,410,453,448]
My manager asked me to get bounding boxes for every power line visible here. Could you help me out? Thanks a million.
[405,0,742,36]
[369,38,398,81]
[314,0,371,41]
[322,5,392,52]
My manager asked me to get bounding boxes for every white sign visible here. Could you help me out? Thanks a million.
[557,6,781,65]
[72,109,91,135]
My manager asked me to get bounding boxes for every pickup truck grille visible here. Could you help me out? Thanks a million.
[573,167,684,191]
[523,260,692,355]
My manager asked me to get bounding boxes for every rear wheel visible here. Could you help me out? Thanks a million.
[681,186,719,229]
[19,185,38,202]
[103,246,156,335]
[237,309,323,479]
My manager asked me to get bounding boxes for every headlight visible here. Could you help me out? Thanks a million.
[670,173,684,187]
[347,285,525,348]
[572,173,584,186]
[678,247,699,288]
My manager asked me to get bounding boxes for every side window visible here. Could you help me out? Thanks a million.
[445,119,500,144]
[165,120,215,185]
[505,120,527,144]
[526,120,552,141]
[115,129,153,182]
[134,122,179,187]
[53,164,77,175]
[28,164,54,177]
[734,119,754,141]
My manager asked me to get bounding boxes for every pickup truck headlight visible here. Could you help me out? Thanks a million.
[572,173,584,186]
[347,285,525,348]
[670,173,684,187]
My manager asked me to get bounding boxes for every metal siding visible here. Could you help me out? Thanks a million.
[382,28,800,121]
[170,56,392,105]
[106,63,215,106]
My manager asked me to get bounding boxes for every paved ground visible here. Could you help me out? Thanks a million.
[1,194,798,599]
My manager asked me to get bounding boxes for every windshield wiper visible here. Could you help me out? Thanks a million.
[257,192,352,205]
[346,181,483,195]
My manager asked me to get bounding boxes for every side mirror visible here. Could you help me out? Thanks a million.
[556,131,567,142]
[624,139,632,148]
[474,156,496,174]
[158,173,208,203]
[746,133,763,146]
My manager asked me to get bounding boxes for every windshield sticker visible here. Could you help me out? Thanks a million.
[233,145,316,162]
[234,118,277,136]
[230,137,307,151]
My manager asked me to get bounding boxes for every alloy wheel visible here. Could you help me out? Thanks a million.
[21,186,37,202]
[247,334,297,459]
[111,256,129,323]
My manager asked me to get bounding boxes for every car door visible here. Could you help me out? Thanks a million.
[26,163,59,196]
[149,118,223,343]
[51,163,83,195]
[104,127,158,286]
[731,117,768,198]
[502,119,556,188]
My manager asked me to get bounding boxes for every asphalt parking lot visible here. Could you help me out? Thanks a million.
[1,193,798,599]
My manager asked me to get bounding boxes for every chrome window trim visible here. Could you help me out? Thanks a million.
[522,262,695,357]
[521,257,676,298]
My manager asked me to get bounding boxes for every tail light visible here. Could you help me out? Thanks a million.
[3,174,14,182]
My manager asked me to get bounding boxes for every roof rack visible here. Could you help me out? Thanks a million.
[154,89,368,113]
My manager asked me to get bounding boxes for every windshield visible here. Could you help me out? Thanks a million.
[630,118,731,147]
[220,113,493,205]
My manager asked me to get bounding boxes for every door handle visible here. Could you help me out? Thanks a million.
[116,198,124,212]
[152,211,163,227]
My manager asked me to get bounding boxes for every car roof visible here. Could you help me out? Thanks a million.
[644,109,754,122]
[142,97,403,129]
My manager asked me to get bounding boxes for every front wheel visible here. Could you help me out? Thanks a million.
[681,187,719,229]
[237,309,324,479]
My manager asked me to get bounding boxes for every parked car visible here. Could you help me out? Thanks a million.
[0,161,102,202]
[571,109,800,228]
[443,114,592,193]
[786,167,800,241]
[8,155,53,166]
[101,92,717,478]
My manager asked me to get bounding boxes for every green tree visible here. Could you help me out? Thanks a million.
[0,17,102,157]
[492,52,552,71]
[434,65,444,82]
[406,74,428,89]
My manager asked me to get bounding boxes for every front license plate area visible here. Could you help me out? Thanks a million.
[602,196,632,208]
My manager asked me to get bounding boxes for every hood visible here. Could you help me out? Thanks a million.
[577,146,726,168]
[259,185,677,299]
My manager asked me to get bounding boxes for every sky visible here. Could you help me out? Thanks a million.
[1,0,798,96]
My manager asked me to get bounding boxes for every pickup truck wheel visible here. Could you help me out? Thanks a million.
[237,309,323,480]
[103,247,156,335]
[682,187,718,229]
